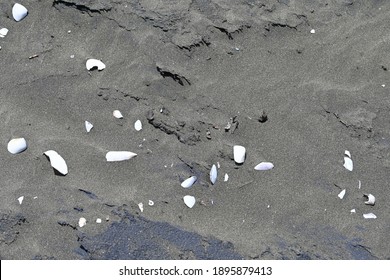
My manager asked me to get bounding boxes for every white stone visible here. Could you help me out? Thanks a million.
[85,121,93,132]
[12,3,28,22]
[0,28,9,38]
[43,150,68,175]
[233,145,246,164]
[96,218,102,224]
[338,189,346,199]
[78,217,87,227]
[183,195,196,208]
[350,209,356,213]
[344,150,351,158]
[138,202,144,212]
[181,176,197,188]
[224,173,229,182]
[134,120,142,131]
[17,196,24,205]
[364,194,375,206]
[210,164,217,185]
[363,213,377,219]
[106,151,137,162]
[7,138,27,154]
[86,58,105,71]
[310,29,315,34]
[254,162,274,171]
[113,110,123,119]
[343,157,353,171]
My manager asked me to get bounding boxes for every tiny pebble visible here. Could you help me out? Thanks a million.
[96,218,102,224]
[310,29,315,34]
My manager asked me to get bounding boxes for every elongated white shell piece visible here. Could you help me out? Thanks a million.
[148,200,154,206]
[44,150,68,175]
[134,120,142,131]
[138,202,144,213]
[181,176,197,188]
[7,138,27,154]
[338,189,346,199]
[254,162,274,171]
[0,28,9,38]
[233,145,246,164]
[78,217,87,227]
[86,58,105,71]
[344,150,351,158]
[106,151,137,162]
[210,164,217,185]
[12,3,28,22]
[113,110,123,119]
[224,173,229,182]
[85,121,93,132]
[363,213,377,219]
[18,196,24,205]
[364,193,375,206]
[183,195,196,208]
[343,157,353,171]
[350,209,356,213]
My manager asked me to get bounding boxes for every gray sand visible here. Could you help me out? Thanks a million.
[0,0,389,259]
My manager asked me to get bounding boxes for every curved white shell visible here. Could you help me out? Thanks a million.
[85,121,93,132]
[148,200,154,206]
[338,189,346,199]
[0,28,9,38]
[343,157,353,171]
[12,3,28,22]
[364,193,375,206]
[224,173,229,182]
[86,58,106,71]
[344,150,351,158]
[183,195,196,208]
[134,120,142,131]
[106,151,137,162]
[181,176,197,188]
[254,162,274,171]
[363,213,377,219]
[210,164,217,185]
[78,217,87,227]
[7,138,27,154]
[44,150,68,175]
[233,145,246,164]
[113,110,123,119]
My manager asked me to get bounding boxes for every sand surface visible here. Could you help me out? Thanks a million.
[1,0,389,259]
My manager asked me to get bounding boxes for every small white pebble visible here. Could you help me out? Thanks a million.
[70,55,74,58]
[18,196,24,205]
[33,196,37,199]
[217,162,220,169]
[148,200,154,206]
[310,29,315,34]
[224,173,229,182]
[68,30,71,33]
[351,209,356,213]
[381,84,385,88]
[78,217,87,227]
[138,202,144,212]
[267,205,270,208]
[96,218,102,224]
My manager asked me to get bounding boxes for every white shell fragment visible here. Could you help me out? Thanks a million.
[210,164,217,185]
[0,28,9,38]
[363,193,375,206]
[183,195,196,208]
[113,110,123,119]
[138,202,144,213]
[12,3,28,22]
[181,176,197,188]
[148,200,154,206]
[85,121,93,132]
[224,173,229,182]
[363,213,377,219]
[134,120,142,131]
[78,217,87,227]
[254,162,274,171]
[338,189,346,199]
[43,150,68,175]
[310,29,315,34]
[7,138,27,154]
[343,150,353,171]
[106,151,137,162]
[86,58,105,71]
[17,196,24,205]
[350,209,356,214]
[233,145,246,164]
[96,218,102,224]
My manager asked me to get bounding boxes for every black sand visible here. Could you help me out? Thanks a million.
[0,0,389,259]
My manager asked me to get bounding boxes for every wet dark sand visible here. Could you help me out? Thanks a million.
[0,0,389,259]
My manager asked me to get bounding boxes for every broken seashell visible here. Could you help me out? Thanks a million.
[310,29,315,34]
[43,150,68,175]
[0,28,9,38]
[113,110,123,119]
[138,202,144,213]
[344,150,351,158]
[363,213,377,219]
[350,209,356,213]
[85,121,93,132]
[343,151,353,171]
[134,120,142,131]
[210,164,217,185]
[148,200,154,206]
[12,3,28,22]
[254,162,274,171]
[106,151,137,162]
[7,138,27,154]
[96,218,102,224]
[181,176,197,188]
[233,145,246,164]
[338,189,346,199]
[224,173,229,182]
[183,195,196,208]
[86,58,105,71]
[78,217,87,227]
[18,196,24,205]
[363,193,375,206]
